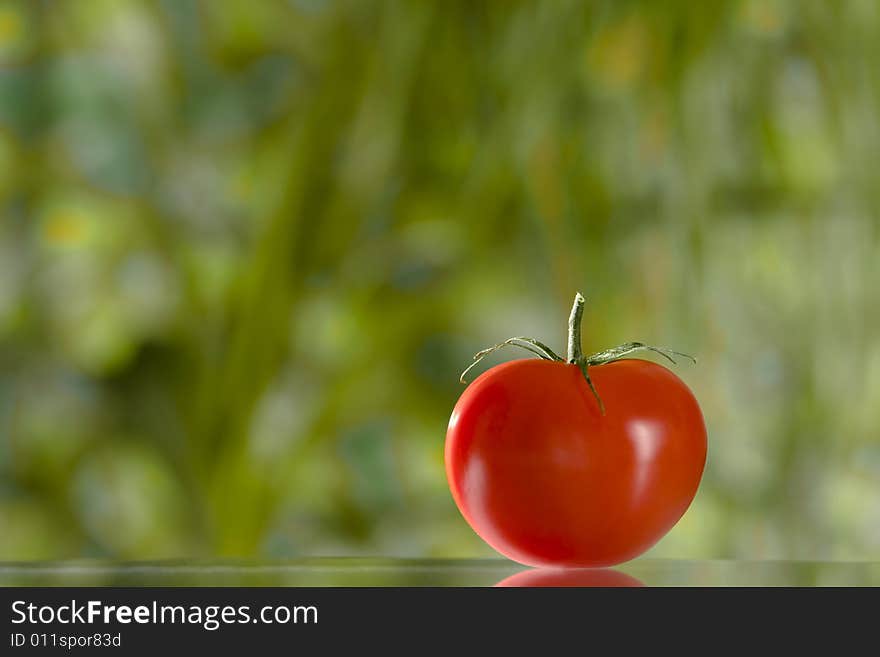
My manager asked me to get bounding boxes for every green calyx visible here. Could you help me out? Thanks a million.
[459,292,696,414]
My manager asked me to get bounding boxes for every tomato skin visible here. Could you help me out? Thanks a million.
[496,568,644,587]
[445,358,707,567]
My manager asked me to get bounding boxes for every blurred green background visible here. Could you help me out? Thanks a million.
[0,0,878,562]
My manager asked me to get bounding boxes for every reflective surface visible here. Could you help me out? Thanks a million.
[1,559,877,587]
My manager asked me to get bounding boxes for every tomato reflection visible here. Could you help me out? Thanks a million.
[495,568,644,587]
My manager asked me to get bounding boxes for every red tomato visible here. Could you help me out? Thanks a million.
[496,568,644,587]
[445,357,707,567]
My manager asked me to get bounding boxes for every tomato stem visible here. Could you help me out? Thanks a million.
[587,342,696,367]
[459,336,562,384]
[567,291,586,364]
[459,292,695,415]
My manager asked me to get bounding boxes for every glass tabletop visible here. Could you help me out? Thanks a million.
[1,558,877,587]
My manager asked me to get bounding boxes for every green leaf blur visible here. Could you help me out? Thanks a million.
[0,0,878,561]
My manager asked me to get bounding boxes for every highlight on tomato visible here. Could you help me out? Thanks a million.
[445,292,707,567]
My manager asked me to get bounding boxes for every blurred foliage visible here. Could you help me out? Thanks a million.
[0,0,878,561]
